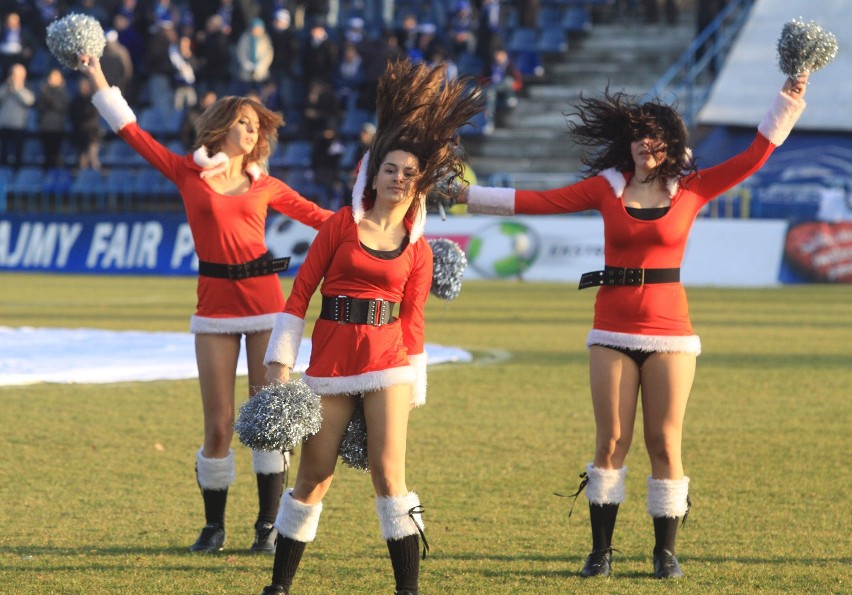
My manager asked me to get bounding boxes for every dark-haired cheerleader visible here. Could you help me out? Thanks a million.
[259,60,483,595]
[457,74,808,578]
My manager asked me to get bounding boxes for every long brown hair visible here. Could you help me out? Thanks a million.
[568,89,696,181]
[360,60,485,222]
[192,96,284,169]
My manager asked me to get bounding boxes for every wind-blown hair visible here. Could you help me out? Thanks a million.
[360,60,485,219]
[568,89,697,181]
[192,96,284,170]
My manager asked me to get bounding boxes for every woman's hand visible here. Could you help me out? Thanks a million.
[783,73,809,99]
[265,362,291,384]
[76,53,109,91]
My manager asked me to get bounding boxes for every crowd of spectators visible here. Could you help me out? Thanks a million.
[0,0,574,210]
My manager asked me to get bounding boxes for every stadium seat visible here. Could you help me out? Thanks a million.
[339,108,374,138]
[562,7,593,35]
[69,168,106,210]
[507,28,539,54]
[279,141,313,169]
[22,138,44,167]
[538,26,569,54]
[459,110,492,137]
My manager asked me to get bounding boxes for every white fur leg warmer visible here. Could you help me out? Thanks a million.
[376,492,424,541]
[195,448,235,490]
[647,476,690,518]
[274,488,323,542]
[585,463,627,505]
[252,449,286,475]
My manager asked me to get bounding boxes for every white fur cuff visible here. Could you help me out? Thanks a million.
[252,449,285,474]
[274,488,323,542]
[758,92,806,146]
[264,313,306,367]
[195,448,235,490]
[587,329,702,355]
[467,186,516,215]
[193,146,229,179]
[91,86,136,132]
[409,352,427,407]
[647,476,690,518]
[585,464,627,505]
[376,492,423,540]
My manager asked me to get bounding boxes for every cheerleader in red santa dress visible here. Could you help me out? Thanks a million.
[259,60,483,595]
[456,73,808,578]
[78,53,333,554]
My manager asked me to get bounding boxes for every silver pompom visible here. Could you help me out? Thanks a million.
[777,18,838,78]
[425,172,463,220]
[429,238,467,301]
[235,380,323,452]
[46,13,106,70]
[338,399,369,471]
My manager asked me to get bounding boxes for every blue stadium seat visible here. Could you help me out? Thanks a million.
[69,168,106,209]
[537,6,564,30]
[507,28,539,54]
[537,26,569,54]
[102,139,146,167]
[339,108,374,138]
[22,138,44,166]
[279,141,313,169]
[562,7,593,35]
[459,110,492,137]
[43,167,73,195]
[8,166,44,197]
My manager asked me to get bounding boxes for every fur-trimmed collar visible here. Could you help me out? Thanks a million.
[351,150,426,242]
[192,146,263,181]
[600,167,679,199]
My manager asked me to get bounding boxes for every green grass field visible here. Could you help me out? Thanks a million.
[1,273,849,594]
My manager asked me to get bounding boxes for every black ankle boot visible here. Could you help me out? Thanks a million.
[580,547,612,577]
[189,521,225,552]
[653,547,684,578]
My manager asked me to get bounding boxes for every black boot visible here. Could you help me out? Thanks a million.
[580,502,618,577]
[652,516,684,578]
[252,472,284,553]
[262,535,307,594]
[387,534,420,594]
[189,488,227,552]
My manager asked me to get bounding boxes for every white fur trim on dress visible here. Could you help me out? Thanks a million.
[758,92,806,146]
[467,185,515,215]
[264,313,305,367]
[252,449,285,474]
[647,475,690,518]
[274,488,323,542]
[190,313,277,334]
[91,86,136,132]
[305,364,415,397]
[585,464,627,505]
[193,146,229,179]
[601,167,679,199]
[195,448,235,490]
[376,491,423,540]
[351,150,369,223]
[587,329,701,355]
[408,352,427,407]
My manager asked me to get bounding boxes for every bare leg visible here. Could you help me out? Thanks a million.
[363,383,411,497]
[589,345,641,469]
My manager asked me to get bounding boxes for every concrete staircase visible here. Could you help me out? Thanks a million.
[465,4,700,182]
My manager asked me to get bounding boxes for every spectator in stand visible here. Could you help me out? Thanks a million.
[485,48,522,128]
[36,68,69,170]
[395,13,418,56]
[363,0,393,35]
[476,0,502,77]
[301,78,340,136]
[409,23,441,64]
[180,89,218,151]
[516,0,541,28]
[171,34,198,110]
[344,16,366,46]
[75,0,111,25]
[0,13,34,78]
[449,1,475,58]
[302,23,338,84]
[357,30,404,113]
[696,0,729,75]
[195,13,232,96]
[302,0,331,27]
[101,29,135,100]
[310,126,346,209]
[428,46,459,81]
[235,18,274,95]
[144,20,178,119]
[336,41,365,111]
[112,13,145,75]
[0,63,34,169]
[114,0,140,25]
[68,77,103,171]
[269,9,300,118]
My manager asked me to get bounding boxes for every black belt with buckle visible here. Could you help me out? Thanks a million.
[578,265,680,290]
[320,295,397,326]
[198,252,290,280]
